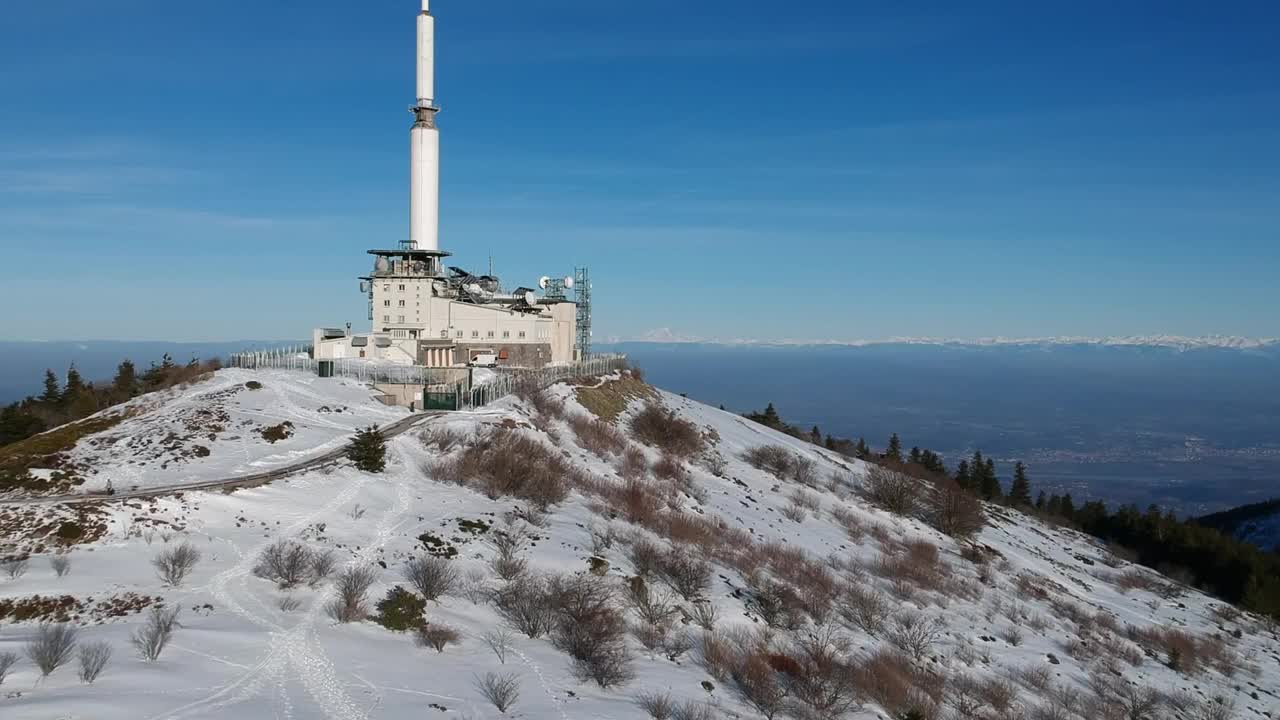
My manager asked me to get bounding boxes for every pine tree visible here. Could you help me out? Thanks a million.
[1046,494,1062,515]
[955,460,972,491]
[763,403,780,426]
[1035,490,1047,510]
[886,433,903,462]
[1008,461,1032,506]
[112,360,138,400]
[347,425,387,473]
[40,369,61,404]
[854,437,870,459]
[62,364,85,405]
[908,446,922,465]
[809,426,822,445]
[980,457,1002,501]
[1060,493,1076,519]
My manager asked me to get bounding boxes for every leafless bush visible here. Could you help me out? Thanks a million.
[3,558,28,579]
[792,457,818,486]
[653,453,689,484]
[700,452,728,477]
[571,414,628,457]
[856,646,938,719]
[0,651,16,686]
[839,583,893,636]
[132,605,180,661]
[309,550,337,585]
[550,575,635,688]
[458,566,493,604]
[484,628,514,664]
[403,556,458,601]
[671,700,718,720]
[416,623,461,652]
[831,505,866,540]
[732,652,789,719]
[493,574,557,638]
[489,526,531,581]
[277,595,302,612]
[658,549,711,600]
[626,577,679,627]
[420,425,466,453]
[629,403,705,459]
[1173,692,1237,720]
[1087,669,1165,720]
[328,565,377,623]
[636,691,676,720]
[1001,626,1024,646]
[50,554,72,578]
[1020,664,1053,692]
[439,429,578,507]
[77,641,112,684]
[742,445,795,477]
[27,623,78,676]
[928,479,987,538]
[862,465,922,516]
[1136,625,1203,674]
[618,446,649,480]
[1115,569,1168,594]
[781,502,808,522]
[888,612,946,661]
[689,600,719,630]
[253,540,315,589]
[790,626,862,719]
[474,671,520,714]
[152,542,201,587]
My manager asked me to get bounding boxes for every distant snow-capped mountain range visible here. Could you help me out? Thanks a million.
[607,329,1280,352]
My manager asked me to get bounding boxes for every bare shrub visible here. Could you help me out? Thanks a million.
[458,566,493,604]
[839,583,893,636]
[152,542,201,587]
[1001,626,1024,646]
[888,612,945,661]
[132,606,180,661]
[484,628,514,664]
[732,652,789,719]
[416,624,461,653]
[862,466,921,516]
[700,452,728,477]
[3,558,29,579]
[626,577,679,626]
[791,457,818,486]
[0,651,17,687]
[490,526,530,581]
[27,623,78,676]
[1115,569,1167,594]
[403,556,458,601]
[671,701,718,720]
[629,403,705,458]
[689,600,719,630]
[658,549,711,601]
[77,641,112,684]
[1137,625,1203,674]
[550,575,634,688]
[831,505,865,540]
[420,425,466,453]
[309,550,337,585]
[929,479,987,538]
[50,555,72,578]
[790,625,862,719]
[571,414,627,457]
[1174,692,1236,720]
[1087,669,1164,720]
[653,453,689,483]
[627,537,665,578]
[253,540,315,589]
[474,671,520,714]
[636,691,676,720]
[1020,664,1053,692]
[277,595,302,612]
[441,429,578,507]
[781,502,808,522]
[618,446,649,479]
[698,629,737,682]
[742,445,794,477]
[493,574,557,638]
[857,646,936,718]
[328,565,377,623]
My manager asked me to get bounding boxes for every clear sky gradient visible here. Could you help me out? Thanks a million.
[1,0,1277,342]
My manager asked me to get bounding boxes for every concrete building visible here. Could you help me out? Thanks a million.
[314,1,579,369]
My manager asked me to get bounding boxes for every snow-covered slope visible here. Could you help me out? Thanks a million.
[59,369,408,495]
[0,370,1276,720]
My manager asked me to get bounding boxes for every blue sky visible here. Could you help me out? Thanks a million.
[1,0,1277,342]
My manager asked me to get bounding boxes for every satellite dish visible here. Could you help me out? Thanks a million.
[538,276,551,289]
[563,276,575,289]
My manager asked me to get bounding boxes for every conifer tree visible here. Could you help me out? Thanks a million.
[347,425,387,473]
[955,460,972,491]
[980,458,1002,500]
[62,364,85,404]
[854,437,870,459]
[763,403,780,426]
[809,425,822,445]
[112,360,137,400]
[908,446,922,465]
[40,369,61,404]
[1060,493,1076,519]
[1035,490,1047,510]
[1008,461,1032,506]
[885,433,903,462]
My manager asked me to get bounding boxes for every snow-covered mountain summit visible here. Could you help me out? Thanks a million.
[0,369,1275,720]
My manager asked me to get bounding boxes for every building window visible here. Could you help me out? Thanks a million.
[398,300,405,307]
[518,331,526,339]
[503,331,510,339]
[397,315,405,323]
[383,315,390,322]
[441,330,449,339]
[487,330,495,338]
[384,300,391,307]
[456,330,463,338]
[398,284,405,291]
[471,330,479,338]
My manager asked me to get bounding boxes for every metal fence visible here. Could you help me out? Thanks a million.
[226,348,627,410]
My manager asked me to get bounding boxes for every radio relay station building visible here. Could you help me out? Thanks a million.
[314,1,589,369]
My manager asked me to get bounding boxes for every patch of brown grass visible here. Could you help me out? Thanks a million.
[574,373,657,423]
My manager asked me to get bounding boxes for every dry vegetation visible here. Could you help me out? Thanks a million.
[574,371,657,423]
[427,428,583,508]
